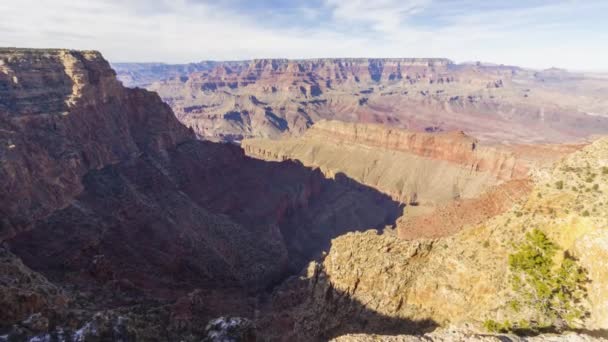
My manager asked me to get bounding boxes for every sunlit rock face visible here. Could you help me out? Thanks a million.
[257,137,608,340]
[144,58,608,144]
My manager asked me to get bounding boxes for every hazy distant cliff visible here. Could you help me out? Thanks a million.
[140,57,608,143]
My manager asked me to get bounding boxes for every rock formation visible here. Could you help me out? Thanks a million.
[1,48,607,342]
[113,61,245,88]
[242,120,576,210]
[258,137,608,340]
[139,58,608,143]
[0,49,402,340]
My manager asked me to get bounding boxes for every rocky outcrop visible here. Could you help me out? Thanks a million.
[258,137,608,339]
[0,49,404,340]
[0,48,192,241]
[143,58,608,143]
[0,245,68,324]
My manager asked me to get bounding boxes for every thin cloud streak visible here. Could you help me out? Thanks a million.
[0,0,606,70]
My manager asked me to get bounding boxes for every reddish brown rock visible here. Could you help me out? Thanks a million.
[0,49,402,337]
[397,179,534,240]
[147,58,608,144]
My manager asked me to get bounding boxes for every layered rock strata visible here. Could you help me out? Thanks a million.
[144,58,608,143]
[243,121,574,211]
[0,49,402,340]
[259,137,608,340]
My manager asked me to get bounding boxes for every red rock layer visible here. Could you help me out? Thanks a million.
[305,120,531,181]
[397,179,534,240]
[148,57,608,144]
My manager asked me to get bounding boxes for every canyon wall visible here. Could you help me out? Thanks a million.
[0,49,403,340]
[260,137,608,340]
[2,49,606,341]
[243,121,574,211]
[0,48,193,241]
[143,58,608,143]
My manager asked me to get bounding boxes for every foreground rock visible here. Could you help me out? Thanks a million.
[332,330,606,341]
[258,137,608,340]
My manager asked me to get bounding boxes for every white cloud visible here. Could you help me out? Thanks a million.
[0,0,606,70]
[324,0,431,33]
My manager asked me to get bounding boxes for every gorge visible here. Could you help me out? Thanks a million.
[1,48,607,342]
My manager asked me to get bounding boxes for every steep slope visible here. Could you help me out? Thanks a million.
[146,58,608,143]
[0,48,193,241]
[260,136,608,340]
[0,49,403,340]
[243,121,576,213]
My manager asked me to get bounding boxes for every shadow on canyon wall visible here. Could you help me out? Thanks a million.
[258,262,438,341]
[1,49,415,337]
[7,139,404,315]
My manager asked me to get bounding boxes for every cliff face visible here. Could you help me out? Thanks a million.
[295,120,531,180]
[144,58,608,143]
[0,48,192,241]
[243,121,575,211]
[0,49,403,340]
[260,137,608,339]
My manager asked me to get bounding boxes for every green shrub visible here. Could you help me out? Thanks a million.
[555,180,564,190]
[483,319,513,333]
[582,210,590,217]
[507,229,588,331]
[602,166,608,175]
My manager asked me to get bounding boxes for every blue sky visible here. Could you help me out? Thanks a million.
[1,0,607,70]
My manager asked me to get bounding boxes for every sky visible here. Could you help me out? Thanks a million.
[1,0,607,70]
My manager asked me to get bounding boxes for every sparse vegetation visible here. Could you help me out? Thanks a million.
[555,180,564,190]
[483,319,513,333]
[485,229,588,334]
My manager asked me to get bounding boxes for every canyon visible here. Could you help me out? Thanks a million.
[0,49,401,340]
[1,48,607,342]
[116,58,608,144]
